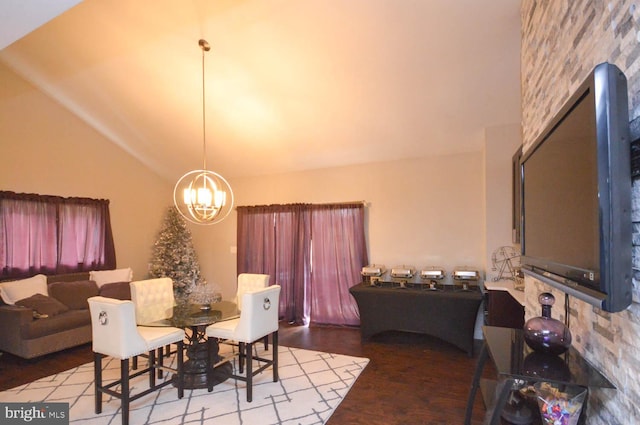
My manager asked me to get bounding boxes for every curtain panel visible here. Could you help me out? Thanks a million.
[236,202,367,326]
[309,203,368,326]
[0,191,116,279]
[237,204,311,325]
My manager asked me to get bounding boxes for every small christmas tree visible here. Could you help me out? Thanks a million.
[148,206,203,297]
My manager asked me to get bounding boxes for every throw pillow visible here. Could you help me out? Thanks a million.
[89,268,133,288]
[48,280,99,310]
[15,293,70,317]
[0,274,48,305]
[98,281,131,300]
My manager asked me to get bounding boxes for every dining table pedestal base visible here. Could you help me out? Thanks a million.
[174,324,233,389]
[141,301,240,391]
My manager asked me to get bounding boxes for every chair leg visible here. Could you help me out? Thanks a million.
[245,342,253,403]
[157,347,164,379]
[272,331,279,382]
[263,335,268,351]
[93,345,180,425]
[94,353,103,414]
[207,337,215,392]
[121,358,130,425]
[176,340,184,399]
[149,349,156,388]
[238,342,245,374]
[132,355,138,370]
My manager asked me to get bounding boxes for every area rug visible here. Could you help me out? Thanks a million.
[0,345,369,424]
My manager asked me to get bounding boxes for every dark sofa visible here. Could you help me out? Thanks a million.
[0,272,131,359]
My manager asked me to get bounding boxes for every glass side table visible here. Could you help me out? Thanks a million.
[464,326,615,425]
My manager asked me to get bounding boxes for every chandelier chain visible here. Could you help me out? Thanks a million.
[173,38,233,225]
[200,40,207,172]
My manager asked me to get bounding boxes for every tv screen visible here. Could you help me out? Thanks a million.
[520,62,632,313]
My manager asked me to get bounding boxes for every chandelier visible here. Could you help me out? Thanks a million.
[173,39,234,225]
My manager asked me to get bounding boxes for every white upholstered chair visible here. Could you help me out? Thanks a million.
[130,277,176,324]
[236,273,270,310]
[236,273,270,350]
[88,296,184,425]
[130,277,178,373]
[206,285,281,402]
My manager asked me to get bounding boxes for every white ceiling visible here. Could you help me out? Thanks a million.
[0,0,83,50]
[0,0,522,182]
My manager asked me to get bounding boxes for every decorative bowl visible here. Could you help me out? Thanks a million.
[534,382,586,425]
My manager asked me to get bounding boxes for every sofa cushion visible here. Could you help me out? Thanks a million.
[48,280,99,310]
[89,268,133,288]
[20,309,91,339]
[15,294,70,317]
[0,274,48,305]
[98,281,131,300]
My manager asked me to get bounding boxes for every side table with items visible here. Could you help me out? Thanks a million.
[349,279,483,356]
[464,326,615,425]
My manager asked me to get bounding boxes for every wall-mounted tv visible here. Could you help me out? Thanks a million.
[520,62,632,313]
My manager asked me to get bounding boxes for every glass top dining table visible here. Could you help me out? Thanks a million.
[140,300,240,390]
[140,300,240,328]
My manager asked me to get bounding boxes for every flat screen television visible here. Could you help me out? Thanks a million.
[520,62,632,313]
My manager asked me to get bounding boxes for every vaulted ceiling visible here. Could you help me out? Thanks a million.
[0,0,521,182]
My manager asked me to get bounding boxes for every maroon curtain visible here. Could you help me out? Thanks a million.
[237,204,311,325]
[309,203,368,326]
[273,205,311,324]
[237,202,367,326]
[0,195,58,276]
[0,191,116,279]
[57,196,116,273]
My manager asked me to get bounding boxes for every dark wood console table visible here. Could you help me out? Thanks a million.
[464,326,615,425]
[486,289,524,329]
[349,282,483,356]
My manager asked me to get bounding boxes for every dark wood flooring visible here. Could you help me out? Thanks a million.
[0,324,491,424]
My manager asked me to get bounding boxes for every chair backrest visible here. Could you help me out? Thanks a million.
[236,273,270,310]
[232,285,281,343]
[88,296,147,359]
[130,277,175,324]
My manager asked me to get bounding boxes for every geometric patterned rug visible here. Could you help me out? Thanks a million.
[0,345,369,424]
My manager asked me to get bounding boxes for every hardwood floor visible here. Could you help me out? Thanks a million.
[0,324,490,424]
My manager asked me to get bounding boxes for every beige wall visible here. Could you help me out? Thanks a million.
[0,62,172,277]
[191,152,486,299]
[0,55,513,318]
[483,124,522,282]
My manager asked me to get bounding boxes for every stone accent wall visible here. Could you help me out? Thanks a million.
[521,1,640,423]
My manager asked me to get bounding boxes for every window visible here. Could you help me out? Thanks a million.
[0,191,116,279]
[237,202,367,326]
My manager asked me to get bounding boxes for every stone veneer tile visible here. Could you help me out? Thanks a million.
[572,8,596,48]
[632,221,640,239]
[522,1,640,421]
[593,316,615,343]
[624,43,640,68]
[632,181,640,221]
[614,7,634,39]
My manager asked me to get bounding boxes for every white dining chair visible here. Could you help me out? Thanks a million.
[130,277,176,324]
[235,273,270,350]
[88,296,184,425]
[130,277,179,374]
[205,285,281,402]
[236,273,270,310]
